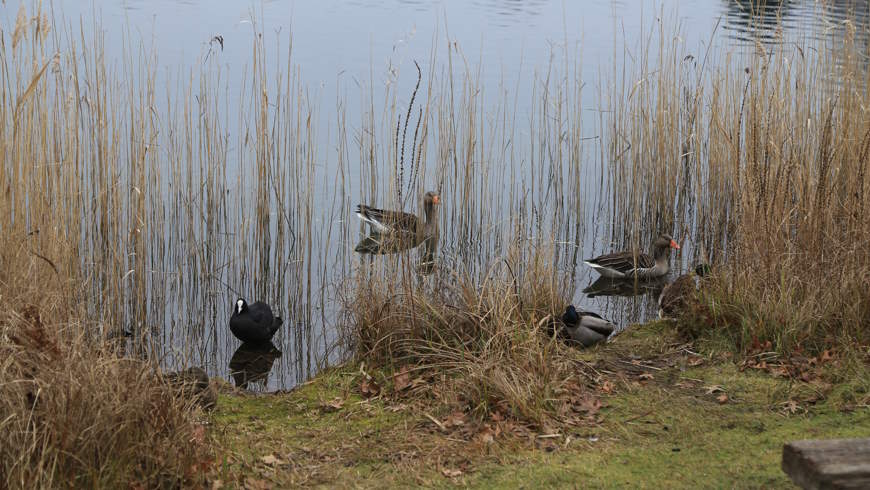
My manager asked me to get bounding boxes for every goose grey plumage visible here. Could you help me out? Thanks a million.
[561,305,617,348]
[658,264,710,319]
[229,299,283,343]
[584,233,680,279]
[354,191,441,254]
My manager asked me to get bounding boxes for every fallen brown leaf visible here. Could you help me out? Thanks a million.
[244,477,272,490]
[441,468,462,478]
[716,394,728,404]
[190,424,206,444]
[361,378,381,397]
[260,454,285,466]
[319,398,344,412]
[705,385,725,395]
[393,366,411,392]
[781,399,800,414]
[638,373,654,381]
[574,395,602,415]
[476,426,495,445]
[444,411,466,428]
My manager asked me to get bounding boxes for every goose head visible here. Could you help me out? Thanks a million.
[422,191,441,221]
[652,234,680,259]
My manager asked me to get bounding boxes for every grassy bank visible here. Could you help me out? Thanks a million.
[2,2,869,487]
[210,322,868,488]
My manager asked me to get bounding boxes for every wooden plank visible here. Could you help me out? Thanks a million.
[782,438,870,489]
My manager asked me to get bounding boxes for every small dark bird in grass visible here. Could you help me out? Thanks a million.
[561,305,617,348]
[229,299,283,343]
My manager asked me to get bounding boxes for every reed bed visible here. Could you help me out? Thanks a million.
[349,243,579,426]
[2,1,870,484]
[603,8,870,354]
[0,229,211,488]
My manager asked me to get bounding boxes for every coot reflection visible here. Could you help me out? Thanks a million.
[229,342,282,389]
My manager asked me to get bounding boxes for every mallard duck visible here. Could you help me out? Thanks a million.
[354,191,441,254]
[658,264,710,319]
[230,299,283,343]
[584,233,680,279]
[561,305,617,348]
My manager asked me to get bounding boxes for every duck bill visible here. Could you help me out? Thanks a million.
[669,239,680,250]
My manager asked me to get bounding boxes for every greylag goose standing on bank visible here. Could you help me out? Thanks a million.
[230,299,283,343]
[658,264,710,319]
[354,191,441,255]
[584,233,680,279]
[561,305,617,348]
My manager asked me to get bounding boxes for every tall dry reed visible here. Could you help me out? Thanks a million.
[602,7,870,353]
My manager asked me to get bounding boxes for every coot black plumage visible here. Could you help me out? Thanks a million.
[229,298,283,343]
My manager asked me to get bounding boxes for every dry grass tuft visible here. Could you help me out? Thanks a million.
[0,230,212,489]
[348,245,593,427]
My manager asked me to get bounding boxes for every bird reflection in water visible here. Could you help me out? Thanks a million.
[582,275,668,299]
[229,341,282,390]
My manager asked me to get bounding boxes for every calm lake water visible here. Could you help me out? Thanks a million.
[3,0,867,390]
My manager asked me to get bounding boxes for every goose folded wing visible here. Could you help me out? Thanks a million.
[356,205,419,235]
[589,251,655,274]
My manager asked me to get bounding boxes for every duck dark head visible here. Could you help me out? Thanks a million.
[235,298,247,315]
[562,305,579,326]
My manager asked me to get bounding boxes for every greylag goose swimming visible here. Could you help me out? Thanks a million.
[230,299,283,343]
[561,305,617,348]
[584,233,680,279]
[658,264,710,319]
[354,191,441,254]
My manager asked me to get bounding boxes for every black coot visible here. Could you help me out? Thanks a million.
[229,298,283,343]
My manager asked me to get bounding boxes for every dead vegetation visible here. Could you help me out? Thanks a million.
[603,11,870,358]
[0,239,213,489]
[347,244,601,429]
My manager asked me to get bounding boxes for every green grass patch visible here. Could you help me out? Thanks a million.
[209,324,869,488]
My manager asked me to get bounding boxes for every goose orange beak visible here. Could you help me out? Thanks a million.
[670,239,680,250]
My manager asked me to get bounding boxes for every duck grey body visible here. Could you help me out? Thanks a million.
[229,299,283,343]
[584,233,680,279]
[561,305,617,348]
